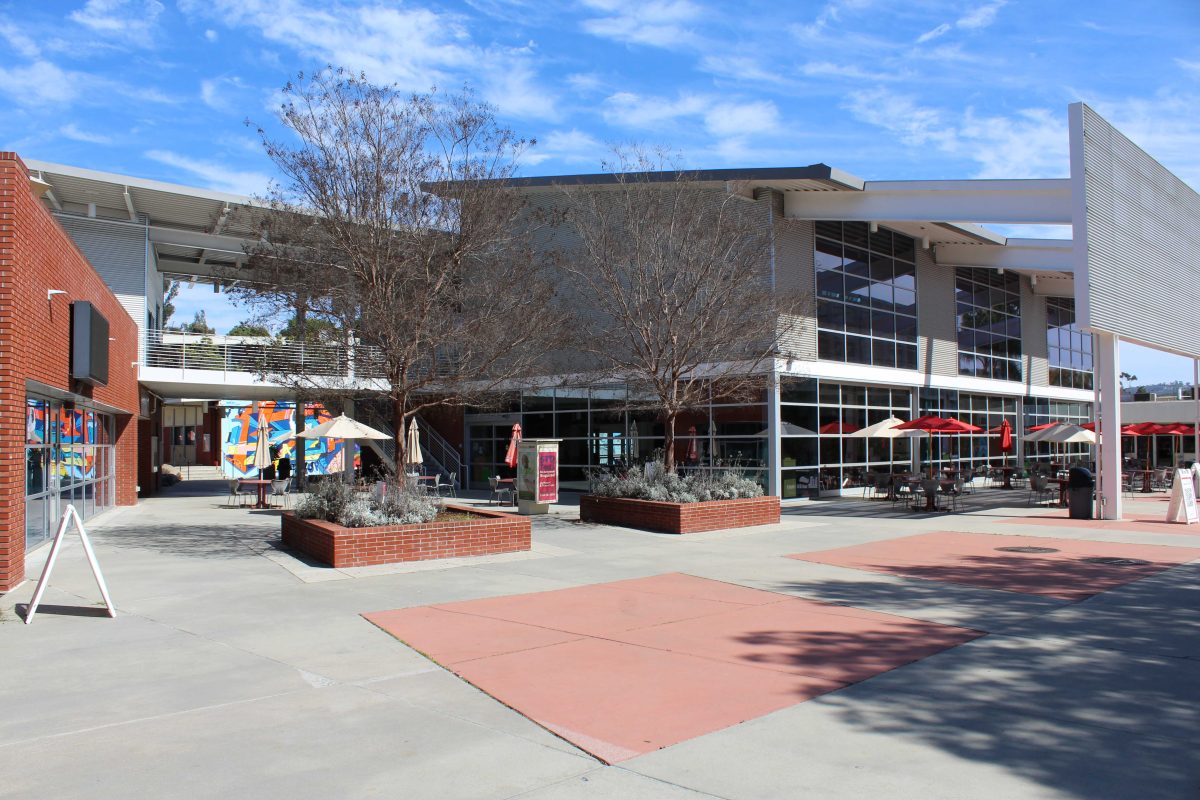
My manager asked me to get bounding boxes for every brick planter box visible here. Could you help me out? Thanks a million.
[579,494,780,534]
[281,504,531,568]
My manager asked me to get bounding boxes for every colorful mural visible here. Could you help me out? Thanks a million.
[220,401,358,478]
[25,401,101,482]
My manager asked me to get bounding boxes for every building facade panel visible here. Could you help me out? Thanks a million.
[56,214,148,347]
[0,153,141,593]
[915,246,958,377]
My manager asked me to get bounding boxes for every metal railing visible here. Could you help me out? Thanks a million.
[143,329,382,379]
[418,417,463,488]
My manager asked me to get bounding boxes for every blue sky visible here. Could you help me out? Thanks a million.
[2,0,1198,382]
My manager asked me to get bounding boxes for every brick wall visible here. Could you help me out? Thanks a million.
[0,153,141,592]
[579,495,781,534]
[280,504,531,568]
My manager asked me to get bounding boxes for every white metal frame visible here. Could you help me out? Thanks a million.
[24,504,116,625]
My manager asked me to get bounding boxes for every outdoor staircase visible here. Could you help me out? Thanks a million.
[178,465,226,481]
[372,416,463,489]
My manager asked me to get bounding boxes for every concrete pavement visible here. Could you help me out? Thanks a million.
[2,482,1198,798]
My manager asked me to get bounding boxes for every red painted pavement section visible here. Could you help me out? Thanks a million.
[364,573,981,764]
[788,532,1200,601]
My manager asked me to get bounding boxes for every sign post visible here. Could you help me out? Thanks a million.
[517,438,560,515]
[1166,468,1199,525]
[24,504,116,624]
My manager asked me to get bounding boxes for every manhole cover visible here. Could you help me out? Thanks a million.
[1081,556,1151,567]
[995,546,1060,554]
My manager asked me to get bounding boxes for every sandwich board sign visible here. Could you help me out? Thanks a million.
[1166,469,1199,525]
[24,504,116,624]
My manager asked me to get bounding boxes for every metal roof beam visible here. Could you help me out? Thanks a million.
[122,186,137,222]
[784,179,1072,225]
[935,238,1075,272]
[148,225,252,255]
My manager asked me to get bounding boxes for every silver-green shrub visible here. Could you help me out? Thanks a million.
[296,477,439,527]
[589,462,763,503]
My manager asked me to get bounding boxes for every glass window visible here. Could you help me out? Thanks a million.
[815,223,919,367]
[1046,297,1093,390]
[955,267,1022,381]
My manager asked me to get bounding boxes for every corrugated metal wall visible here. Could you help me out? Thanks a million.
[1021,278,1050,386]
[916,246,957,377]
[1073,103,1200,358]
[772,214,817,360]
[56,215,147,336]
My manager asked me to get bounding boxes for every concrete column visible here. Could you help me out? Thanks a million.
[1094,332,1122,519]
[766,366,781,498]
[342,397,355,484]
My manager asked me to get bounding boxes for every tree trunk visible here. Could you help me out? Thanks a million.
[663,409,678,474]
[392,395,406,474]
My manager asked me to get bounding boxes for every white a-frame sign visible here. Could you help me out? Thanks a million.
[25,504,116,625]
[1166,468,1200,525]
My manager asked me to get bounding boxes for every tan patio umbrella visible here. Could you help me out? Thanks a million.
[846,416,927,439]
[405,418,424,469]
[295,414,390,441]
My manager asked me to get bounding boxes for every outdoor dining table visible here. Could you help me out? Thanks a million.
[1050,477,1069,506]
[997,466,1016,489]
[912,478,956,512]
[237,478,273,509]
[1129,469,1156,493]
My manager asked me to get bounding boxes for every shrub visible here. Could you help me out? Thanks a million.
[589,461,764,503]
[295,477,439,527]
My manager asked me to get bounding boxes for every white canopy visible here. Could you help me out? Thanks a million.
[846,416,927,439]
[295,414,390,441]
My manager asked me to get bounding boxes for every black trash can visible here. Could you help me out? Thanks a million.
[1067,467,1094,519]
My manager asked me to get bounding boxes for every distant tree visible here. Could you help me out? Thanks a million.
[279,315,337,342]
[552,148,806,473]
[225,69,563,467]
[227,320,271,337]
[1119,371,1138,386]
[182,310,215,335]
[161,280,180,327]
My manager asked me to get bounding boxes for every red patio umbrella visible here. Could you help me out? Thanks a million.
[895,415,984,477]
[998,419,1013,465]
[503,423,522,469]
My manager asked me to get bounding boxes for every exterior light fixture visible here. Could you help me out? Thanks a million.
[47,289,67,301]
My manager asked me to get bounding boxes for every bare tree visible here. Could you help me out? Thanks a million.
[226,68,561,467]
[553,149,805,473]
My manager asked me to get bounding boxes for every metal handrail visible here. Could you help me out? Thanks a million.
[417,417,463,488]
[143,329,375,378]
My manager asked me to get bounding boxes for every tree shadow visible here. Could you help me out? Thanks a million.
[748,567,1200,797]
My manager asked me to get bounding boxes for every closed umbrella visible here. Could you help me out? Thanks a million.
[504,423,522,469]
[684,425,699,464]
[405,418,424,470]
[998,418,1013,465]
[253,407,271,477]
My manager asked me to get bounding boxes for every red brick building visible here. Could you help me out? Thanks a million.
[0,153,142,592]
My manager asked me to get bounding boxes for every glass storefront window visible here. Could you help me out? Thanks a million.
[25,395,116,550]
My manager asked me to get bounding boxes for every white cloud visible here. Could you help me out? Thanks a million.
[1177,59,1200,80]
[801,60,903,81]
[699,54,791,86]
[795,0,876,39]
[957,0,1007,30]
[60,123,112,144]
[0,19,41,57]
[200,76,249,113]
[523,129,606,166]
[914,1,1007,44]
[704,100,780,139]
[0,61,81,106]
[602,91,709,129]
[916,23,951,44]
[70,0,165,47]
[204,29,218,42]
[145,150,271,196]
[580,0,702,49]
[186,0,557,120]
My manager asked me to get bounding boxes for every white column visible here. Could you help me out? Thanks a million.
[1094,332,1122,519]
[766,365,782,498]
